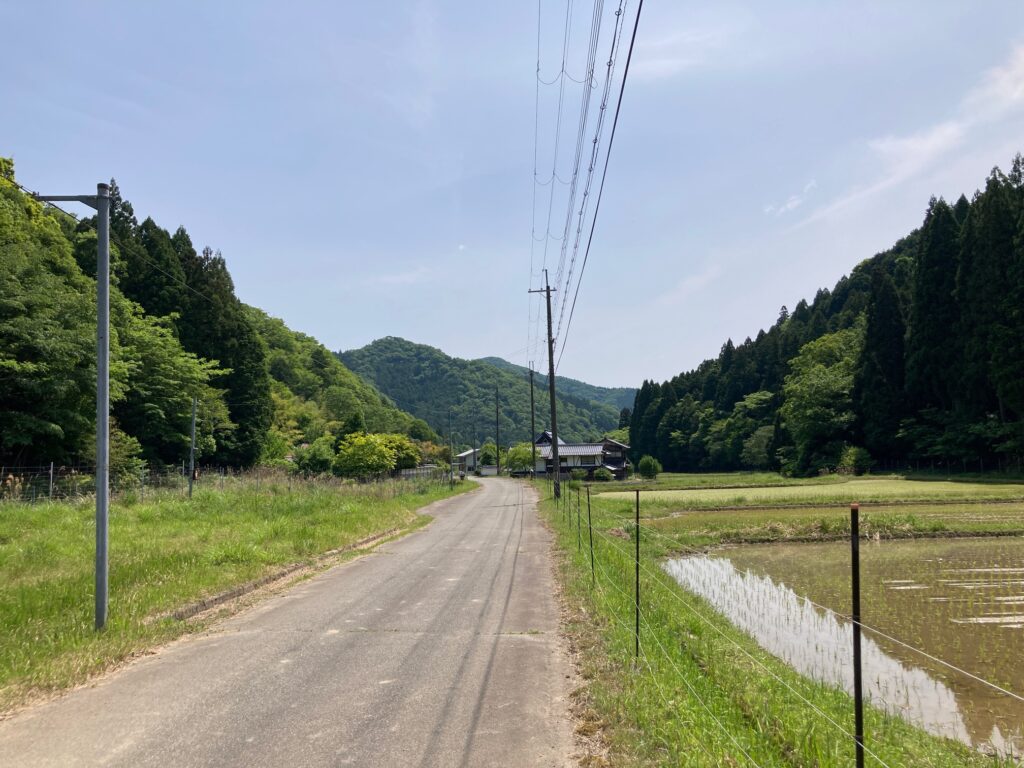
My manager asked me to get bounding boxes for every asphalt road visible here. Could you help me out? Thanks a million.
[0,478,575,767]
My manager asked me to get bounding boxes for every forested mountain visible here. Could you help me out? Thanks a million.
[0,159,431,470]
[478,357,636,411]
[630,155,1024,475]
[246,308,435,459]
[339,337,622,445]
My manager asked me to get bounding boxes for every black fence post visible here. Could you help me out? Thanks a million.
[851,503,865,768]
[576,487,582,552]
[587,486,594,586]
[634,489,640,660]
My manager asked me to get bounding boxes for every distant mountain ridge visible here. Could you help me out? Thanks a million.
[338,337,623,445]
[478,357,636,411]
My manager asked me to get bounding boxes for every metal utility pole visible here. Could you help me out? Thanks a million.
[495,387,500,476]
[188,397,197,499]
[529,269,560,498]
[35,183,110,630]
[529,365,537,479]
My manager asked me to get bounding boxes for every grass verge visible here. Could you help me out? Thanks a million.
[541,480,1015,767]
[0,476,473,713]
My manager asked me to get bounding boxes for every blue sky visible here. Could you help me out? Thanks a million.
[4,2,1024,387]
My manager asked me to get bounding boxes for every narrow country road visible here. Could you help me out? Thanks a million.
[0,478,575,767]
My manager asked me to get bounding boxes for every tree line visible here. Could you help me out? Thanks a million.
[629,155,1024,475]
[0,159,438,473]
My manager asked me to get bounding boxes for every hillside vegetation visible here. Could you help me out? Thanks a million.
[340,337,623,445]
[630,155,1024,476]
[478,356,636,411]
[0,159,431,471]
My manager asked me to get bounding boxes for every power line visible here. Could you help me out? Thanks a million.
[553,0,628,342]
[551,0,607,301]
[529,0,578,369]
[556,0,645,371]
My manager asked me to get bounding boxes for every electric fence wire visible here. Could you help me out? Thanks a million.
[555,0,644,371]
[589,524,896,768]
[586,533,760,765]
[589,547,722,765]
[634,519,1024,705]
[10,176,220,309]
[553,0,628,343]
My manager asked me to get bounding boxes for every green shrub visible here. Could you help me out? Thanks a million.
[637,455,662,479]
[570,468,588,481]
[593,467,613,482]
[838,445,874,476]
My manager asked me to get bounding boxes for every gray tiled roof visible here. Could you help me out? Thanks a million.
[537,444,604,458]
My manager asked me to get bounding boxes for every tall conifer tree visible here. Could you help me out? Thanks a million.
[854,269,905,460]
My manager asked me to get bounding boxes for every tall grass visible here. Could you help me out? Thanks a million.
[0,475,470,712]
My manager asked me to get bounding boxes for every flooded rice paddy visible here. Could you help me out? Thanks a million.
[665,537,1024,758]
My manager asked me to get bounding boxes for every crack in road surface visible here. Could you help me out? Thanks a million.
[0,478,574,768]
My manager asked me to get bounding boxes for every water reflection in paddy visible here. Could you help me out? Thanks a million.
[664,537,1024,758]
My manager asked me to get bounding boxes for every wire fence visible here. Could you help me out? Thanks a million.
[0,463,450,504]
[543,479,1023,766]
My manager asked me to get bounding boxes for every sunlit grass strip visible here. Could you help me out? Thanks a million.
[597,478,1024,512]
[596,471,851,494]
[0,477,472,712]
[541,484,1011,767]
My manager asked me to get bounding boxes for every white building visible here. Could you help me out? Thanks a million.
[532,431,630,479]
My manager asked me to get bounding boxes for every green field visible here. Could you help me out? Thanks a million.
[597,475,1024,513]
[541,474,1020,766]
[0,476,471,713]
[596,471,850,493]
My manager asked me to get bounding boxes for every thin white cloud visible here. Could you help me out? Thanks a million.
[867,120,966,179]
[963,45,1024,120]
[800,44,1024,226]
[632,28,732,80]
[631,8,753,81]
[764,180,817,216]
[655,263,722,307]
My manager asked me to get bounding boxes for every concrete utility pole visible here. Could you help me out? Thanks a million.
[495,387,500,476]
[529,269,560,498]
[188,397,197,499]
[448,407,454,486]
[35,183,110,629]
[529,365,537,479]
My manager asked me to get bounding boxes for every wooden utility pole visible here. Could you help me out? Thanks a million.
[529,269,560,498]
[529,365,537,479]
